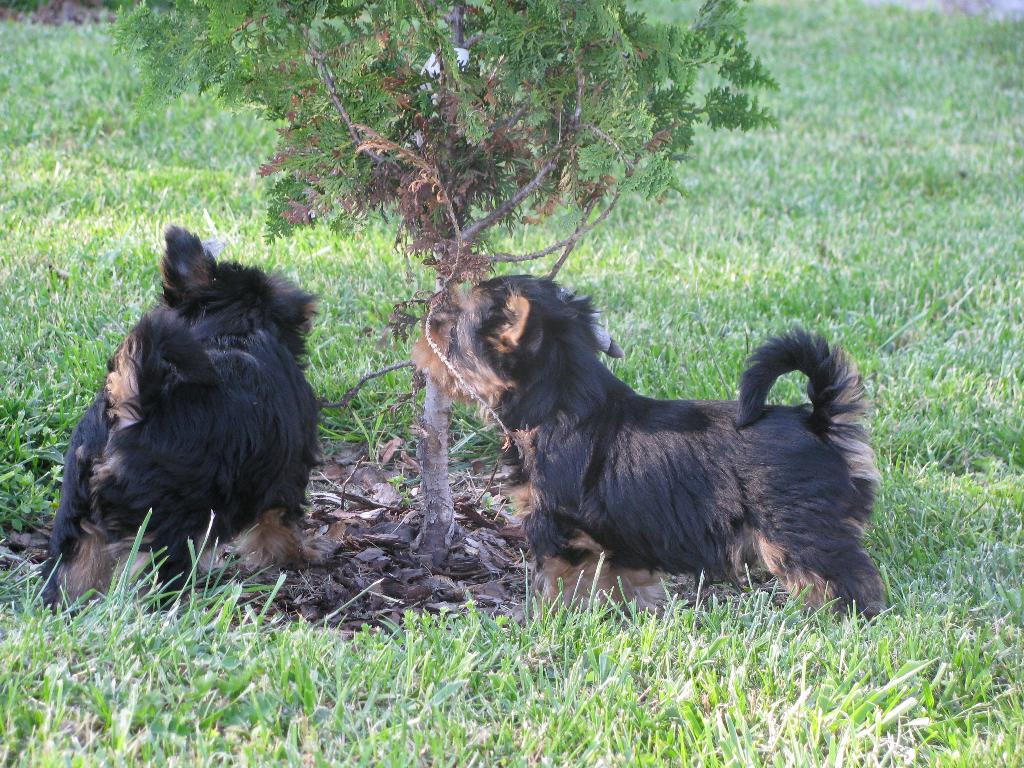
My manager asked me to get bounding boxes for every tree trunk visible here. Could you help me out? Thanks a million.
[414,370,456,566]
[415,5,464,567]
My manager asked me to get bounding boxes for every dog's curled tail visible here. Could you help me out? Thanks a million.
[106,310,218,429]
[737,329,880,487]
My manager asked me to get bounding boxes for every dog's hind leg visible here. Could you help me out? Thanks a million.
[755,530,886,618]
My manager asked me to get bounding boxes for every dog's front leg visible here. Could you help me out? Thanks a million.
[525,508,665,610]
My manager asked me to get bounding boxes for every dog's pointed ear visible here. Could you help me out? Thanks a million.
[162,225,215,305]
[496,294,531,352]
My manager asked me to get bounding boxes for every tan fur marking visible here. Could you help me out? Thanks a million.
[506,482,534,515]
[452,315,510,406]
[411,288,512,408]
[504,430,538,516]
[728,525,761,576]
[535,533,665,611]
[89,450,124,488]
[412,330,461,400]
[196,545,225,573]
[106,338,142,428]
[831,431,882,488]
[495,294,530,352]
[58,521,114,602]
[57,525,170,603]
[106,535,160,580]
[755,535,833,610]
[826,360,882,489]
[301,299,318,333]
[234,508,322,568]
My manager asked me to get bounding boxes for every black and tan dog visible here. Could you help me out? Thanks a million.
[414,275,886,617]
[42,226,322,605]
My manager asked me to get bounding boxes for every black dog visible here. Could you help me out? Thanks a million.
[42,226,321,605]
[414,276,886,617]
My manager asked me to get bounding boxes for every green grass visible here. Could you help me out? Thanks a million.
[1,0,1023,763]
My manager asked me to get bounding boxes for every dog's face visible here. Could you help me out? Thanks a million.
[161,226,316,359]
[412,275,622,407]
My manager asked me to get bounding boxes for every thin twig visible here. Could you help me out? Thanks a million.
[338,458,363,512]
[461,157,559,242]
[439,179,464,244]
[316,467,406,513]
[547,190,620,277]
[341,490,405,514]
[493,104,528,138]
[487,189,619,266]
[582,123,636,171]
[458,102,528,170]
[352,122,462,241]
[571,65,584,132]
[472,453,502,507]
[320,361,415,410]
[546,232,582,279]
[541,196,599,275]
[309,45,360,147]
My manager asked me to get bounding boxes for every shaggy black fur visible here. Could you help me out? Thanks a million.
[416,275,886,617]
[42,227,320,605]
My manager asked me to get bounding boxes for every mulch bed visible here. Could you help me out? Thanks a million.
[1,441,773,630]
[238,442,533,630]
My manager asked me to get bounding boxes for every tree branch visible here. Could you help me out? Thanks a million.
[306,37,394,167]
[545,230,582,278]
[571,65,584,133]
[487,189,620,273]
[461,157,559,242]
[486,117,635,276]
[582,123,636,172]
[495,104,529,137]
[319,361,415,410]
[446,3,466,47]
[309,45,360,147]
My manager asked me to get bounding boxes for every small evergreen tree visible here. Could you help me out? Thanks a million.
[117,0,774,564]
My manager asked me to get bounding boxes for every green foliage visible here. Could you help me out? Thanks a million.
[116,0,774,277]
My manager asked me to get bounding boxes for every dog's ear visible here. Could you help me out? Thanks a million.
[495,294,531,352]
[266,276,318,342]
[162,225,215,304]
[591,317,624,358]
[299,297,317,334]
[202,238,227,259]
